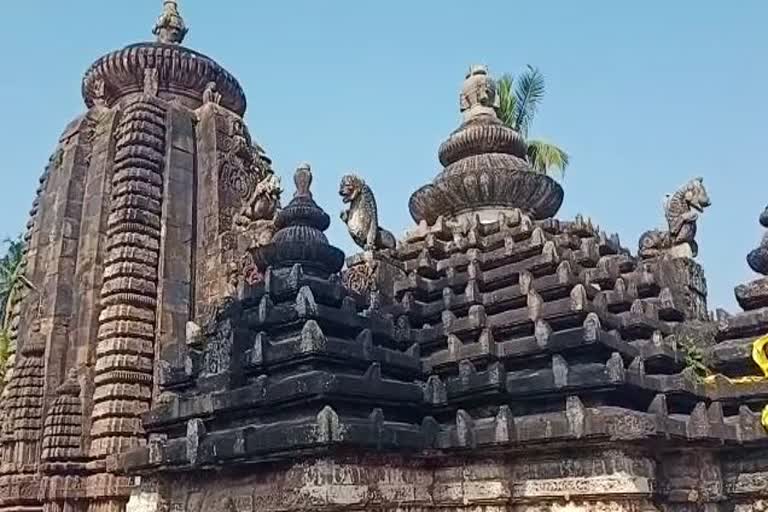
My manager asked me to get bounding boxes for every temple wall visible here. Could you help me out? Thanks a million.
[153,104,197,400]
[71,108,119,447]
[193,103,252,316]
[130,451,665,512]
[193,103,230,315]
[127,448,768,512]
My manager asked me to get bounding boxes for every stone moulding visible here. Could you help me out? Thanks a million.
[82,43,247,115]
[438,119,528,167]
[409,165,565,224]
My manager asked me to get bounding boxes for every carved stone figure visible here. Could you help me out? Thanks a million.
[233,172,282,247]
[339,174,396,251]
[747,206,768,275]
[342,258,379,295]
[638,177,711,259]
[203,81,222,105]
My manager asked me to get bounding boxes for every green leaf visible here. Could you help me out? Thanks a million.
[513,65,545,137]
[0,236,25,330]
[495,74,517,128]
[527,139,570,177]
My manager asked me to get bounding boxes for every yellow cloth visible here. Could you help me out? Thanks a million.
[702,334,768,431]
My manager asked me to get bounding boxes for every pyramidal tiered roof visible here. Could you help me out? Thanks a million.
[0,0,766,503]
[125,165,429,471]
[121,68,768,512]
[713,206,768,384]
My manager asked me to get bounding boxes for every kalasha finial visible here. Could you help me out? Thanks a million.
[294,163,313,198]
[153,0,188,45]
[459,64,500,121]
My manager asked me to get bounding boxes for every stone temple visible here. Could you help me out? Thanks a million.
[2,2,768,511]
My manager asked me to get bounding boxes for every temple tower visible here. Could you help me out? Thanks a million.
[0,2,279,511]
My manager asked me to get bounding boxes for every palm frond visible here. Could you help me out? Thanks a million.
[527,139,570,177]
[495,74,517,128]
[513,65,545,137]
[0,236,25,331]
[0,327,9,373]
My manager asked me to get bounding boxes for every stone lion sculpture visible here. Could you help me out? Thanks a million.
[638,177,711,259]
[339,174,396,251]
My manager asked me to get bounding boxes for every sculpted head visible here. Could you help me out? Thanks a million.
[684,177,711,213]
[339,174,365,204]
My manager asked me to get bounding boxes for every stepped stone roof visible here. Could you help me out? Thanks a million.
[2,3,768,508]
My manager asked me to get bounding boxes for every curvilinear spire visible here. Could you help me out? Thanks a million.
[0,2,278,511]
[409,65,563,224]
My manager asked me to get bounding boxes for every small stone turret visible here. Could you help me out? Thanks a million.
[408,65,563,225]
[252,164,344,278]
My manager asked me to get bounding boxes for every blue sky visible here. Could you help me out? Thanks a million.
[0,1,765,310]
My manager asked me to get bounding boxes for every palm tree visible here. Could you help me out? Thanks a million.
[0,237,25,373]
[496,66,569,177]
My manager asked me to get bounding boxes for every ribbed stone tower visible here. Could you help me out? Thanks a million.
[0,2,280,511]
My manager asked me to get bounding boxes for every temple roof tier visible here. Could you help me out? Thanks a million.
[252,164,344,277]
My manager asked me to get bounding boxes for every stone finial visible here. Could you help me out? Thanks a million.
[459,65,500,121]
[294,163,313,198]
[251,163,345,277]
[153,0,188,45]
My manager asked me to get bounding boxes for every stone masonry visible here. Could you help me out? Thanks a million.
[3,3,768,512]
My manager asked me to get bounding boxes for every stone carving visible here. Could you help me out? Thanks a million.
[460,64,500,120]
[153,0,188,45]
[342,258,379,295]
[638,177,711,259]
[233,173,282,247]
[144,68,160,96]
[747,206,768,275]
[92,78,107,107]
[203,81,222,105]
[218,118,278,236]
[339,174,395,251]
